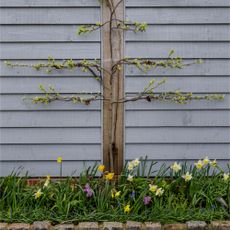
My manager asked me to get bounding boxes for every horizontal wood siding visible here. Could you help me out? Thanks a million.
[125,1,230,168]
[0,0,101,176]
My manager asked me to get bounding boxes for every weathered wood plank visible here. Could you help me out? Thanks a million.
[0,111,101,127]
[0,8,100,24]
[1,128,101,144]
[1,43,100,60]
[126,0,230,7]
[126,8,230,24]
[126,110,230,127]
[0,77,100,93]
[125,59,230,76]
[126,25,230,42]
[0,161,101,177]
[126,143,230,160]
[0,94,101,111]
[0,144,101,161]
[0,0,100,7]
[126,127,230,143]
[126,76,230,93]
[126,42,230,59]
[0,25,100,42]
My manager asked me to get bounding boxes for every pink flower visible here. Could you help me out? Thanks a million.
[143,196,151,205]
[83,183,93,197]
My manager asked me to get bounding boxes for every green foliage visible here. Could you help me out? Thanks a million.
[0,158,229,223]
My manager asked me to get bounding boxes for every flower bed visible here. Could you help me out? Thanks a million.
[0,157,229,224]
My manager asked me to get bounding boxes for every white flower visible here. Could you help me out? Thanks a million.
[203,156,210,165]
[170,162,182,173]
[133,158,140,167]
[127,162,134,171]
[127,174,134,182]
[155,188,164,196]
[182,172,192,182]
[223,173,229,181]
[194,160,204,169]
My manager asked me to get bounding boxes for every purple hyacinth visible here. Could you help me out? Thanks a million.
[143,196,151,205]
[130,190,135,200]
[83,183,93,197]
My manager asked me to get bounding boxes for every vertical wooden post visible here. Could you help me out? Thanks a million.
[102,0,124,174]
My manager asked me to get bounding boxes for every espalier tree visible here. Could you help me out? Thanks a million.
[5,0,224,173]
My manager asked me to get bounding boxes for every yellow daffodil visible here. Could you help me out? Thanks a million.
[170,162,182,173]
[34,189,43,199]
[124,204,131,214]
[182,172,192,182]
[98,164,105,172]
[194,160,204,169]
[223,173,229,181]
[127,174,133,182]
[57,156,62,163]
[155,188,164,197]
[115,191,121,198]
[105,172,114,181]
[149,184,158,193]
[203,156,210,165]
[210,160,217,167]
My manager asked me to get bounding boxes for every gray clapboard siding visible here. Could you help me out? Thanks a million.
[0,94,101,111]
[0,8,100,24]
[1,128,101,144]
[126,8,230,24]
[0,2,101,176]
[126,42,230,59]
[0,161,100,177]
[126,144,230,160]
[0,77,100,93]
[0,111,101,127]
[126,0,230,7]
[126,76,230,93]
[0,25,100,42]
[126,127,229,144]
[126,25,230,42]
[0,0,99,7]
[126,111,230,127]
[1,43,100,60]
[0,144,101,161]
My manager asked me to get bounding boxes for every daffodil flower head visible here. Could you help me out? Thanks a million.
[98,164,105,172]
[124,204,131,214]
[182,172,192,182]
[170,162,182,173]
[210,159,217,167]
[223,173,229,181]
[133,158,140,167]
[149,184,158,193]
[127,174,133,182]
[195,160,204,169]
[155,187,164,196]
[105,172,114,181]
[34,189,43,199]
[57,156,62,163]
[203,156,210,165]
[127,162,134,171]
[115,191,121,198]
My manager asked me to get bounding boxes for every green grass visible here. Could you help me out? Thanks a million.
[0,157,230,224]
